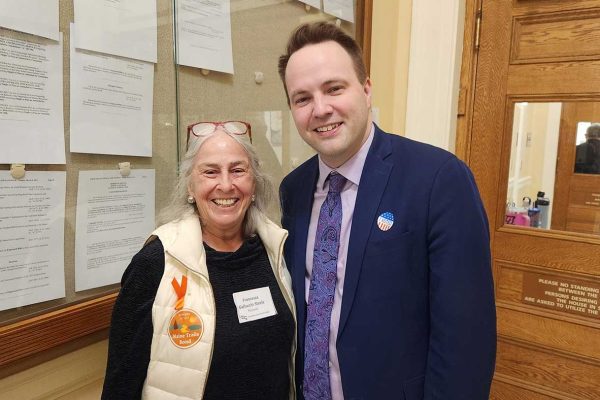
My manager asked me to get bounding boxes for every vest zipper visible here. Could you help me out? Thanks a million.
[165,249,216,399]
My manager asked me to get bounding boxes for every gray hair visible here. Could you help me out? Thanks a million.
[586,123,600,139]
[158,133,274,237]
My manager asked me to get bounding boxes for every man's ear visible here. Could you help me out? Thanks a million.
[363,77,373,108]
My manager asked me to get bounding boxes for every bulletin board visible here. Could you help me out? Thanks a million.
[0,0,372,371]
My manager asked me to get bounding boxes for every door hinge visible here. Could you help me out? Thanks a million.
[475,9,482,51]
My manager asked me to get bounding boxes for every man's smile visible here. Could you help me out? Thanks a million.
[314,122,342,136]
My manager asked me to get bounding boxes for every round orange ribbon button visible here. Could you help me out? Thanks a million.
[168,309,203,349]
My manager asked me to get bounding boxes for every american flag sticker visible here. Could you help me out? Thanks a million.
[377,212,394,231]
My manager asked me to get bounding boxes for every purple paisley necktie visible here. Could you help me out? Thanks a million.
[304,172,346,400]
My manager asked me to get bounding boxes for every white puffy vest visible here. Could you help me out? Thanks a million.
[141,215,296,400]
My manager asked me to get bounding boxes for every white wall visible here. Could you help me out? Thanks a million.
[370,1,412,135]
[404,0,465,151]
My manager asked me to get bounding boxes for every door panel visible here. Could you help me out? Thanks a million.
[507,62,600,94]
[490,383,562,400]
[552,102,600,234]
[469,0,600,398]
[511,10,600,64]
[495,341,600,399]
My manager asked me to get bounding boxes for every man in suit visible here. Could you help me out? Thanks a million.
[574,123,600,174]
[277,22,496,400]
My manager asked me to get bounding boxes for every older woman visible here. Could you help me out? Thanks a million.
[102,121,296,400]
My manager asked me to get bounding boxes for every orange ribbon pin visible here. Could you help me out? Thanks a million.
[171,275,188,310]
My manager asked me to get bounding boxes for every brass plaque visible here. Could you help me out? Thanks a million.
[522,272,600,319]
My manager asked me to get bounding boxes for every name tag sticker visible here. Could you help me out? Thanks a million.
[232,286,277,323]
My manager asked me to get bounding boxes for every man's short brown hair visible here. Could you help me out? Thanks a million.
[278,22,367,102]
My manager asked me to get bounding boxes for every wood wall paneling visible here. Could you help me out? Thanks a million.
[491,380,563,400]
[0,294,115,368]
[495,230,600,273]
[512,0,600,16]
[497,308,600,360]
[507,62,600,95]
[511,10,600,64]
[495,340,600,399]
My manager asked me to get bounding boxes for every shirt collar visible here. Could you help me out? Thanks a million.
[317,123,375,190]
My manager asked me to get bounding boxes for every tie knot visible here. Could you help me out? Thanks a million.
[328,172,346,193]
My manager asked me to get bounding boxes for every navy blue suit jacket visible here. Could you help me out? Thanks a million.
[280,126,496,400]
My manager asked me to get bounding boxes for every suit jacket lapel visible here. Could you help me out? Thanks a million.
[292,157,319,338]
[338,128,393,338]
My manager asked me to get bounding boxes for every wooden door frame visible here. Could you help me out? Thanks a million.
[356,0,373,75]
[455,0,482,164]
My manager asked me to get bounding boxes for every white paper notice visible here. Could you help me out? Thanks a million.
[0,171,66,312]
[323,0,354,23]
[298,0,321,9]
[70,24,154,157]
[71,0,157,62]
[73,0,157,63]
[75,169,155,291]
[0,32,65,164]
[0,0,59,41]
[176,0,234,74]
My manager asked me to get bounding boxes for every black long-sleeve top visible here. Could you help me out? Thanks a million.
[101,236,294,400]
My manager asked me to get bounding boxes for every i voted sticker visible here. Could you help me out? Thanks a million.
[377,212,394,231]
[232,286,277,323]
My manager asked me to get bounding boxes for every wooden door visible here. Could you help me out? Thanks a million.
[466,1,600,399]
